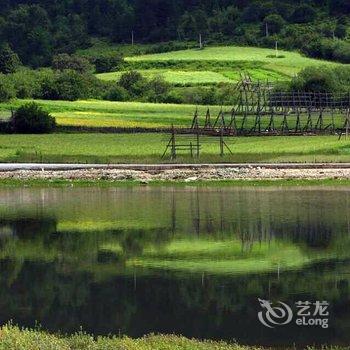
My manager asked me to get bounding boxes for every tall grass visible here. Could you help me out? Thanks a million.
[0,324,262,350]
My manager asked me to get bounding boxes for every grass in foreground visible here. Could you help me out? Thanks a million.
[0,325,260,350]
[0,325,345,350]
[0,133,349,163]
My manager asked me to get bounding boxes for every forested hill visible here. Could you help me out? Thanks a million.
[0,0,349,67]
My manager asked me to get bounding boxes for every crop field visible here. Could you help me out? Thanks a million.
[0,99,223,128]
[96,67,286,85]
[1,99,346,131]
[97,69,233,85]
[0,133,349,163]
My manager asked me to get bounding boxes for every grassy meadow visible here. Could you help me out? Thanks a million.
[127,46,334,72]
[0,133,349,163]
[0,325,263,350]
[97,69,233,85]
[122,45,335,83]
[0,99,223,128]
[88,44,338,85]
[0,99,346,130]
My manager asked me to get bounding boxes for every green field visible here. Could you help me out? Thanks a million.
[91,45,338,85]
[1,99,346,131]
[120,45,336,85]
[0,100,223,128]
[96,67,286,85]
[126,46,335,76]
[0,133,349,163]
[97,69,233,85]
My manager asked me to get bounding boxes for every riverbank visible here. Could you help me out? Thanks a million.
[2,163,350,183]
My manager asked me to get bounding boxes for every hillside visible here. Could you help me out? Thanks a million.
[96,45,336,85]
[0,0,349,69]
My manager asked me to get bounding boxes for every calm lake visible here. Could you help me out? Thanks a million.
[0,186,349,347]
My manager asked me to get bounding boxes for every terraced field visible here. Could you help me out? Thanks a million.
[93,45,337,86]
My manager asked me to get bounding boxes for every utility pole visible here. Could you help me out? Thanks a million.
[275,41,278,58]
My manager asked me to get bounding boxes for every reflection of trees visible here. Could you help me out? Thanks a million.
[0,256,349,346]
[273,222,334,248]
[0,216,174,272]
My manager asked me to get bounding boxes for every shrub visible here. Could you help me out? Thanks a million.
[43,70,102,101]
[54,70,87,100]
[0,74,16,102]
[301,37,326,59]
[301,38,350,64]
[333,41,350,63]
[163,89,184,104]
[335,24,347,39]
[118,70,146,97]
[11,102,56,133]
[333,66,350,90]
[0,44,21,74]
[92,54,124,73]
[291,67,337,92]
[52,54,93,73]
[144,76,171,103]
[103,84,129,101]
[7,68,44,98]
[290,66,350,93]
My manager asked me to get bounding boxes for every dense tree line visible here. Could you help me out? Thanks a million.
[0,0,349,68]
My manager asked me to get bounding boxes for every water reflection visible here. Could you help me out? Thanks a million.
[0,186,349,346]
